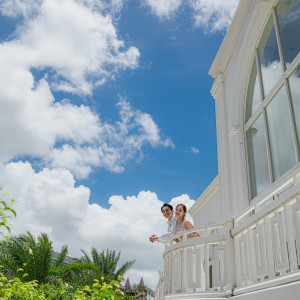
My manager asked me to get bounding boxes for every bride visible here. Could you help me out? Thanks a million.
[173,204,200,242]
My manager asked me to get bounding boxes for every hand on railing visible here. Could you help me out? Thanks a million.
[168,228,201,244]
[165,224,225,247]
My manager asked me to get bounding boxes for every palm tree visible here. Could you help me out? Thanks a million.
[0,231,66,284]
[131,283,154,298]
[50,255,97,287]
[79,248,135,282]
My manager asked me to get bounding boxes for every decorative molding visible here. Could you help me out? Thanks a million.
[210,73,225,100]
[229,127,241,138]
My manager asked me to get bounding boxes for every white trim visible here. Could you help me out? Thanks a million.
[211,74,225,100]
[232,182,300,236]
[163,292,226,299]
[233,272,300,296]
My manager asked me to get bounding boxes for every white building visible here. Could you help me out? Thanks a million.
[154,0,300,299]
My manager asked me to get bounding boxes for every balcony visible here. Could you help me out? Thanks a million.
[154,174,300,299]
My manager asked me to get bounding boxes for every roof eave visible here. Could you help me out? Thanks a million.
[209,0,253,78]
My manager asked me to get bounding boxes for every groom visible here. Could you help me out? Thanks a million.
[149,203,177,243]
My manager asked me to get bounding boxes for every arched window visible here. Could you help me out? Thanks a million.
[245,0,300,200]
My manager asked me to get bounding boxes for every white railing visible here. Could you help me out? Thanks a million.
[232,183,300,296]
[155,173,300,299]
[156,224,233,299]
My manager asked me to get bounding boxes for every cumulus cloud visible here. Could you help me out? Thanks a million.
[142,0,183,19]
[0,79,172,178]
[141,0,239,32]
[170,194,195,221]
[189,0,239,32]
[0,161,195,289]
[7,0,139,95]
[0,0,123,19]
[0,0,172,178]
[45,99,173,179]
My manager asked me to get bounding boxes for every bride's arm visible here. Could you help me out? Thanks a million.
[184,220,200,239]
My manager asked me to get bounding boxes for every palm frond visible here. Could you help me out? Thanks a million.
[53,245,68,268]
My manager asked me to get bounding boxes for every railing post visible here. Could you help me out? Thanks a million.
[224,217,235,297]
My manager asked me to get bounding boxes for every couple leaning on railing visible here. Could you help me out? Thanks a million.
[149,203,199,244]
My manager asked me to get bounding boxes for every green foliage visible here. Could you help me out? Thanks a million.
[49,259,99,288]
[38,280,78,299]
[0,269,45,299]
[79,248,135,283]
[0,232,68,284]
[0,195,17,246]
[131,283,154,297]
[0,271,131,300]
[82,278,125,299]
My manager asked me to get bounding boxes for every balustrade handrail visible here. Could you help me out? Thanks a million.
[235,169,300,227]
[232,182,300,236]
[163,225,226,256]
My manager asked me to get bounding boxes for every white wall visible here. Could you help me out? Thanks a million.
[189,176,222,228]
[192,191,221,228]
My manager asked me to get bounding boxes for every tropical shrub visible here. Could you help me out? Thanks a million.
[0,232,68,284]
[79,248,135,283]
[0,196,17,246]
[0,269,45,300]
[0,272,132,300]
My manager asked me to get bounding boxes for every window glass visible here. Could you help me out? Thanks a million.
[289,65,300,147]
[266,85,296,180]
[258,15,282,97]
[246,58,262,121]
[246,115,270,199]
[277,0,300,65]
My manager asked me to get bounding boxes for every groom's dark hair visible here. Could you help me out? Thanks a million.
[161,203,173,212]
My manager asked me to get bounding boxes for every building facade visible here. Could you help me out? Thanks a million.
[154,0,300,299]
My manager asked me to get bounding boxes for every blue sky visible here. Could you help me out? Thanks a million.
[0,0,238,289]
[82,2,221,206]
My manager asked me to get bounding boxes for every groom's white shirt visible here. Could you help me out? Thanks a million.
[158,215,178,243]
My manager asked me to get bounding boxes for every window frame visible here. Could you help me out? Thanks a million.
[244,3,300,204]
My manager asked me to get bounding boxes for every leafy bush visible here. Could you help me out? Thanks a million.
[0,269,132,300]
[0,269,45,300]
[0,196,17,246]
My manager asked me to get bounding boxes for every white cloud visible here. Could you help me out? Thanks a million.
[0,161,195,289]
[0,0,42,18]
[189,0,239,32]
[0,0,123,19]
[143,0,183,19]
[0,76,172,178]
[0,0,172,178]
[11,0,139,95]
[141,0,239,32]
[191,146,200,154]
[170,194,195,221]
[45,99,173,179]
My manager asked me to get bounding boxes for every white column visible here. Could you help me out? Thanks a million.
[211,73,232,220]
